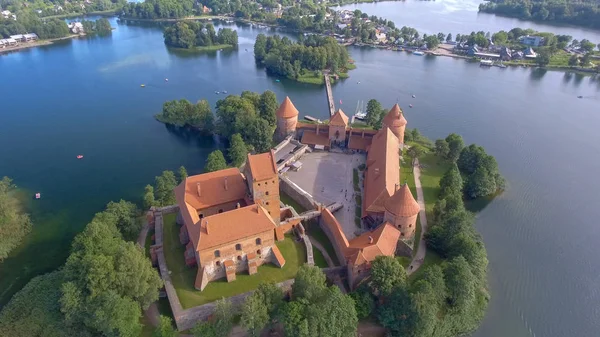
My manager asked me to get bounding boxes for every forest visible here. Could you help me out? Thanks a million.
[479,0,600,29]
[163,21,237,49]
[121,0,194,19]
[254,34,352,82]
[0,12,69,38]
[0,0,125,17]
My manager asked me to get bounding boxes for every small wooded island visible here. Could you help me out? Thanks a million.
[163,22,238,51]
[254,34,355,84]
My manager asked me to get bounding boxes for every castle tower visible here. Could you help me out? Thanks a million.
[328,109,349,144]
[244,150,280,225]
[381,104,407,145]
[383,183,420,239]
[275,96,299,140]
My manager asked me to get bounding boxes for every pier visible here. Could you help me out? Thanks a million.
[324,72,335,116]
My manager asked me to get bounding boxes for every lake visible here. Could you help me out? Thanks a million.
[1,6,600,337]
[337,0,600,42]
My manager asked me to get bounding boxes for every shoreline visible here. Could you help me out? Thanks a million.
[0,34,84,55]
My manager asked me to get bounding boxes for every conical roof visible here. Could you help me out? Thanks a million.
[382,104,407,128]
[276,96,299,118]
[330,109,349,126]
[384,183,420,217]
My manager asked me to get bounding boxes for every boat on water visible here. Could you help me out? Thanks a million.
[412,94,416,98]
[578,96,584,99]
[165,78,169,81]
[140,84,145,87]
[480,60,493,67]
[409,104,413,108]
[413,51,424,56]
[355,112,366,120]
[222,90,228,94]
[76,155,83,159]
[35,193,41,199]
[275,79,280,82]
[215,91,220,94]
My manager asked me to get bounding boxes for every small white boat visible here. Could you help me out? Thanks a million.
[215,91,220,94]
[355,112,366,120]
[35,193,41,199]
[480,60,493,67]
[222,90,228,94]
[412,94,416,98]
[413,51,424,56]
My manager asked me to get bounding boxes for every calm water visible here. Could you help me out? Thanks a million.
[1,7,600,337]
[337,0,600,42]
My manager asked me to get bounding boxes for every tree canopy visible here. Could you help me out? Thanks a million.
[154,99,214,132]
[254,34,351,80]
[369,255,407,296]
[164,22,238,49]
[458,144,504,199]
[0,176,32,260]
[205,150,228,173]
[365,99,384,129]
[228,133,248,167]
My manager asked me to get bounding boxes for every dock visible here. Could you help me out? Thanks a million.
[324,72,335,116]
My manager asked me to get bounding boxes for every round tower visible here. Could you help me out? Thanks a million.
[275,96,299,140]
[381,104,407,144]
[383,183,420,239]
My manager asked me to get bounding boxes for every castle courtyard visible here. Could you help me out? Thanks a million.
[285,151,365,240]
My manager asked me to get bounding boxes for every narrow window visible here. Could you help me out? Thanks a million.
[237,255,242,261]
[235,243,242,251]
[199,213,204,219]
[216,261,221,266]
[214,250,220,258]
[256,238,262,245]
[218,209,223,213]
[257,249,261,255]
[266,191,269,196]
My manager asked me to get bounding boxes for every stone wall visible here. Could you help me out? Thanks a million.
[396,239,413,258]
[279,176,317,211]
[156,204,179,214]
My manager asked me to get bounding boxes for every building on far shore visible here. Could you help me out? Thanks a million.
[174,151,286,291]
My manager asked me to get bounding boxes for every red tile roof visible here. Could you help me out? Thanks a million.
[197,205,276,251]
[384,183,420,217]
[382,104,407,128]
[301,130,330,147]
[348,135,372,151]
[362,128,400,216]
[329,109,349,126]
[276,96,299,118]
[247,150,277,181]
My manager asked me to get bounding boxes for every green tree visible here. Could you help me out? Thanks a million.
[370,256,407,296]
[164,22,196,49]
[254,282,283,318]
[420,265,447,306]
[205,150,228,172]
[0,176,32,260]
[411,128,421,141]
[580,39,596,53]
[568,55,579,66]
[228,133,248,167]
[292,264,327,301]
[406,144,425,170]
[306,286,358,337]
[439,164,463,198]
[535,51,551,67]
[465,166,497,199]
[445,133,464,162]
[240,292,269,337]
[349,287,375,320]
[102,200,140,241]
[192,298,234,337]
[0,271,81,337]
[446,33,452,42]
[365,99,383,128]
[435,139,450,159]
[424,34,440,49]
[178,166,188,183]
[444,256,476,311]
[280,301,310,337]
[155,170,178,205]
[244,117,273,153]
[143,184,156,210]
[95,18,112,35]
[153,315,178,337]
[258,90,278,128]
[376,287,416,336]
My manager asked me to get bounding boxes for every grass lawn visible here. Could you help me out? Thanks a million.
[304,220,340,266]
[549,50,570,67]
[397,256,411,268]
[313,247,328,268]
[409,250,443,281]
[162,213,307,309]
[280,192,308,213]
[296,72,324,85]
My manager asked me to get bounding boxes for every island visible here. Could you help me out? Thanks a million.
[254,34,355,84]
[163,22,238,51]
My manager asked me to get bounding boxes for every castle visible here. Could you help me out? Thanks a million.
[174,151,286,291]
[173,96,420,291]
